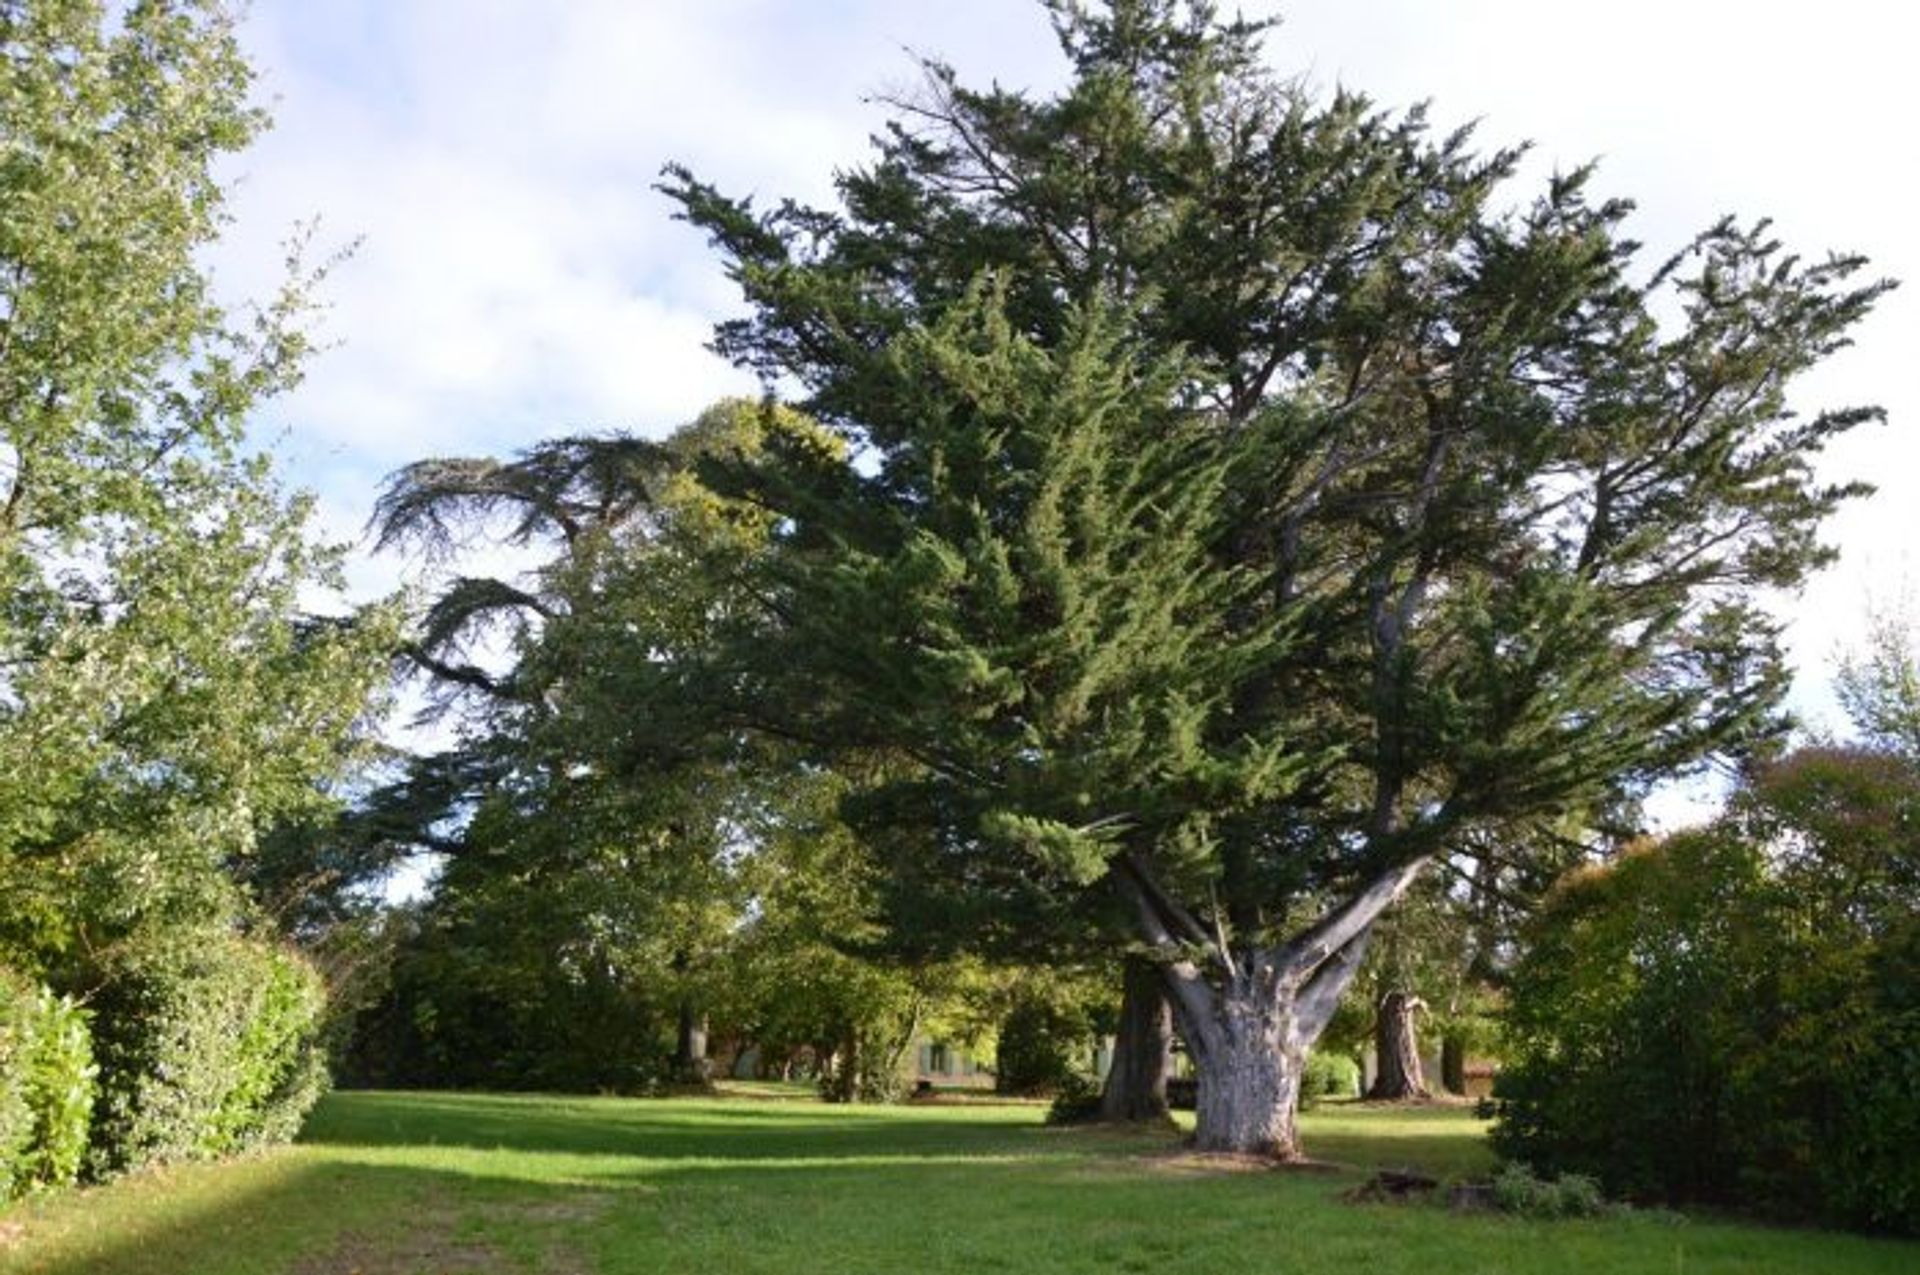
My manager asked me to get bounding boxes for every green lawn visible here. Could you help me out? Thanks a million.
[1,1089,1912,1274]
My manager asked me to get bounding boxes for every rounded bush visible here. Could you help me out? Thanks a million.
[1300,1051,1360,1107]
[1493,782,1920,1235]
[86,931,327,1179]
[1043,1071,1104,1124]
[994,998,1087,1096]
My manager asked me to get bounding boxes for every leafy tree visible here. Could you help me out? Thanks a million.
[1493,748,1920,1233]
[368,401,990,1097]
[1836,598,1920,759]
[664,0,1890,1155]
[367,404,786,1081]
[0,0,395,983]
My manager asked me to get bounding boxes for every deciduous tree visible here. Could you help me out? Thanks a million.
[0,0,395,980]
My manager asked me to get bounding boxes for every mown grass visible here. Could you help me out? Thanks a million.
[1,1089,1913,1274]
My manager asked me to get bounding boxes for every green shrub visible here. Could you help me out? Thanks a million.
[86,930,327,1179]
[994,997,1087,1096]
[337,910,668,1093]
[18,989,95,1192]
[1798,926,1920,1233]
[1494,750,1920,1235]
[0,973,33,1197]
[1044,1071,1104,1125]
[0,972,97,1199]
[1299,1051,1360,1108]
[1490,1163,1612,1219]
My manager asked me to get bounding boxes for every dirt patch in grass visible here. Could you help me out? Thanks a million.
[506,1192,616,1224]
[1139,1150,1349,1176]
[286,1191,612,1275]
[288,1221,506,1275]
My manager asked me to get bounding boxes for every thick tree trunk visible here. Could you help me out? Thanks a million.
[673,998,711,1084]
[1367,990,1429,1100]
[1121,853,1433,1157]
[1187,991,1304,1157]
[818,1027,861,1102]
[1440,1032,1466,1096]
[1099,955,1174,1124]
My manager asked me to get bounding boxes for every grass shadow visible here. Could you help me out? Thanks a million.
[303,1089,1073,1165]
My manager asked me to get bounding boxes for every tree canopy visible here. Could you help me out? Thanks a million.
[660,0,1892,1155]
[0,0,396,978]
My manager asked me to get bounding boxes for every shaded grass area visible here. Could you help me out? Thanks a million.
[1,1090,1913,1274]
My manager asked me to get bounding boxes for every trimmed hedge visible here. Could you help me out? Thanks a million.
[86,931,327,1179]
[0,972,96,1199]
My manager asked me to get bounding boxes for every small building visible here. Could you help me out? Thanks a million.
[913,1040,994,1089]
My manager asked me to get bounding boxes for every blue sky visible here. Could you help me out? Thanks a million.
[212,0,1918,764]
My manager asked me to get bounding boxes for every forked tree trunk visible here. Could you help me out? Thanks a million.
[1099,955,1174,1124]
[1124,855,1433,1158]
[1367,990,1430,1100]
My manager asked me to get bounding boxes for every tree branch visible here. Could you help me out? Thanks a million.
[1279,855,1430,983]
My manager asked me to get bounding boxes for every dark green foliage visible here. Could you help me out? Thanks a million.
[0,971,96,1198]
[663,0,1892,1152]
[86,931,327,1179]
[1493,748,1920,1234]
[995,994,1093,1096]
[338,907,669,1094]
[367,400,1010,1104]
[1043,1071,1105,1124]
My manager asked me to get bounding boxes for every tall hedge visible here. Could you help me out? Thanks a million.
[86,931,327,1179]
[1493,748,1920,1235]
[0,972,96,1199]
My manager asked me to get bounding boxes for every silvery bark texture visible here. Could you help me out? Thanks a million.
[1127,856,1431,1158]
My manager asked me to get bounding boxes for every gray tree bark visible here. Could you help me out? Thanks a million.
[1123,853,1432,1158]
[1098,955,1174,1124]
[1183,983,1306,1156]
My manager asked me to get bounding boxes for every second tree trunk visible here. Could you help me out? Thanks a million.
[1367,990,1429,1100]
[1099,955,1174,1123]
